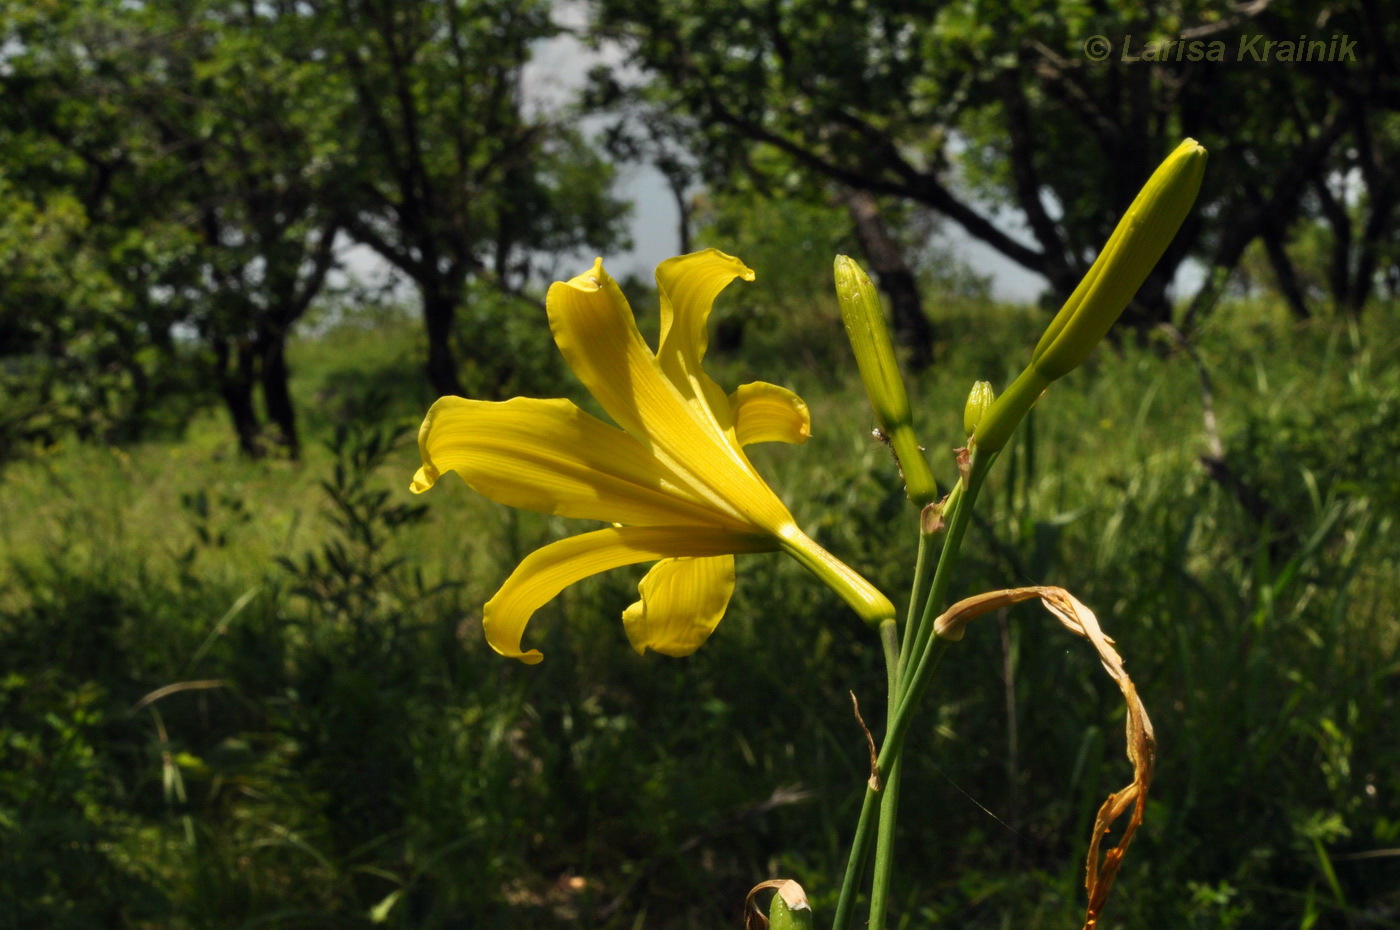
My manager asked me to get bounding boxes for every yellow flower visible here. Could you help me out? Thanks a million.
[412,250,895,664]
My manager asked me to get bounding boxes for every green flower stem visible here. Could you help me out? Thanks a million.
[869,616,902,930]
[885,453,994,763]
[971,364,1050,456]
[899,480,963,678]
[833,617,900,930]
[867,516,939,928]
[880,618,901,702]
[832,783,881,930]
[833,455,993,930]
[831,640,954,930]
[888,425,939,507]
[867,755,903,929]
[897,520,940,672]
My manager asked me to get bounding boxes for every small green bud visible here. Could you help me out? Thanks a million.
[768,881,815,930]
[833,255,938,505]
[963,380,994,436]
[974,139,1206,454]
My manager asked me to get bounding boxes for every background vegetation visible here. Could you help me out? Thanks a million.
[2,0,1398,927]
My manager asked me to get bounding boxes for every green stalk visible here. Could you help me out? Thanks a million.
[867,517,940,928]
[868,615,905,928]
[832,783,881,930]
[900,481,963,678]
[867,756,902,928]
[832,619,900,930]
[885,453,994,762]
[833,455,992,930]
[880,618,901,703]
[898,517,941,671]
[831,640,955,930]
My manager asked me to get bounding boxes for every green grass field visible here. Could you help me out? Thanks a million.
[2,293,1397,928]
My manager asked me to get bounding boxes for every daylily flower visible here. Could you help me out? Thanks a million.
[411,250,895,664]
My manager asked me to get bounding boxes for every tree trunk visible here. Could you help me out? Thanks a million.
[213,336,263,458]
[843,189,935,368]
[1347,184,1396,315]
[1119,270,1174,331]
[258,330,300,459]
[1313,178,1354,310]
[668,175,693,255]
[421,284,465,397]
[1260,228,1312,320]
[1348,246,1378,316]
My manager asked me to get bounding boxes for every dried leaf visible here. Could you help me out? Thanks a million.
[931,586,1154,930]
[744,879,810,930]
[744,880,786,930]
[850,691,881,790]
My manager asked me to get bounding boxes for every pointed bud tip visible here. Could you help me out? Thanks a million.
[963,380,995,437]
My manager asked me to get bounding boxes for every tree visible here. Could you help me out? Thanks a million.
[0,0,346,458]
[0,1,198,455]
[3,0,628,457]
[307,0,628,397]
[134,2,345,457]
[589,72,940,362]
[594,0,1397,326]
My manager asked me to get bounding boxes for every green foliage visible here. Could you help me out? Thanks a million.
[276,415,440,634]
[0,177,201,459]
[2,300,1398,927]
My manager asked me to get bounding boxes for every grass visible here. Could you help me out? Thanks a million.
[1,292,1398,928]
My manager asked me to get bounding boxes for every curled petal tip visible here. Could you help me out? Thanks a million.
[563,257,608,292]
[409,465,437,494]
[688,246,755,282]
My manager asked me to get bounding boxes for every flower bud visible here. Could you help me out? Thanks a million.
[974,139,1206,454]
[963,380,994,436]
[768,880,815,930]
[1032,138,1207,380]
[833,255,938,505]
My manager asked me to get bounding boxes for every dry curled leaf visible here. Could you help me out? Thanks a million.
[850,691,881,790]
[744,879,808,930]
[932,586,1155,930]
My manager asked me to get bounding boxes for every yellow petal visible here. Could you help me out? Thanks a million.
[730,381,811,446]
[411,396,733,527]
[655,249,755,432]
[484,526,776,664]
[622,556,735,657]
[546,259,793,532]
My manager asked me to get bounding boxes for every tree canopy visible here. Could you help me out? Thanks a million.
[593,0,1399,326]
[3,0,1397,455]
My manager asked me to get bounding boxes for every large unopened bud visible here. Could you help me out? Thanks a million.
[834,255,938,505]
[974,139,1207,454]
